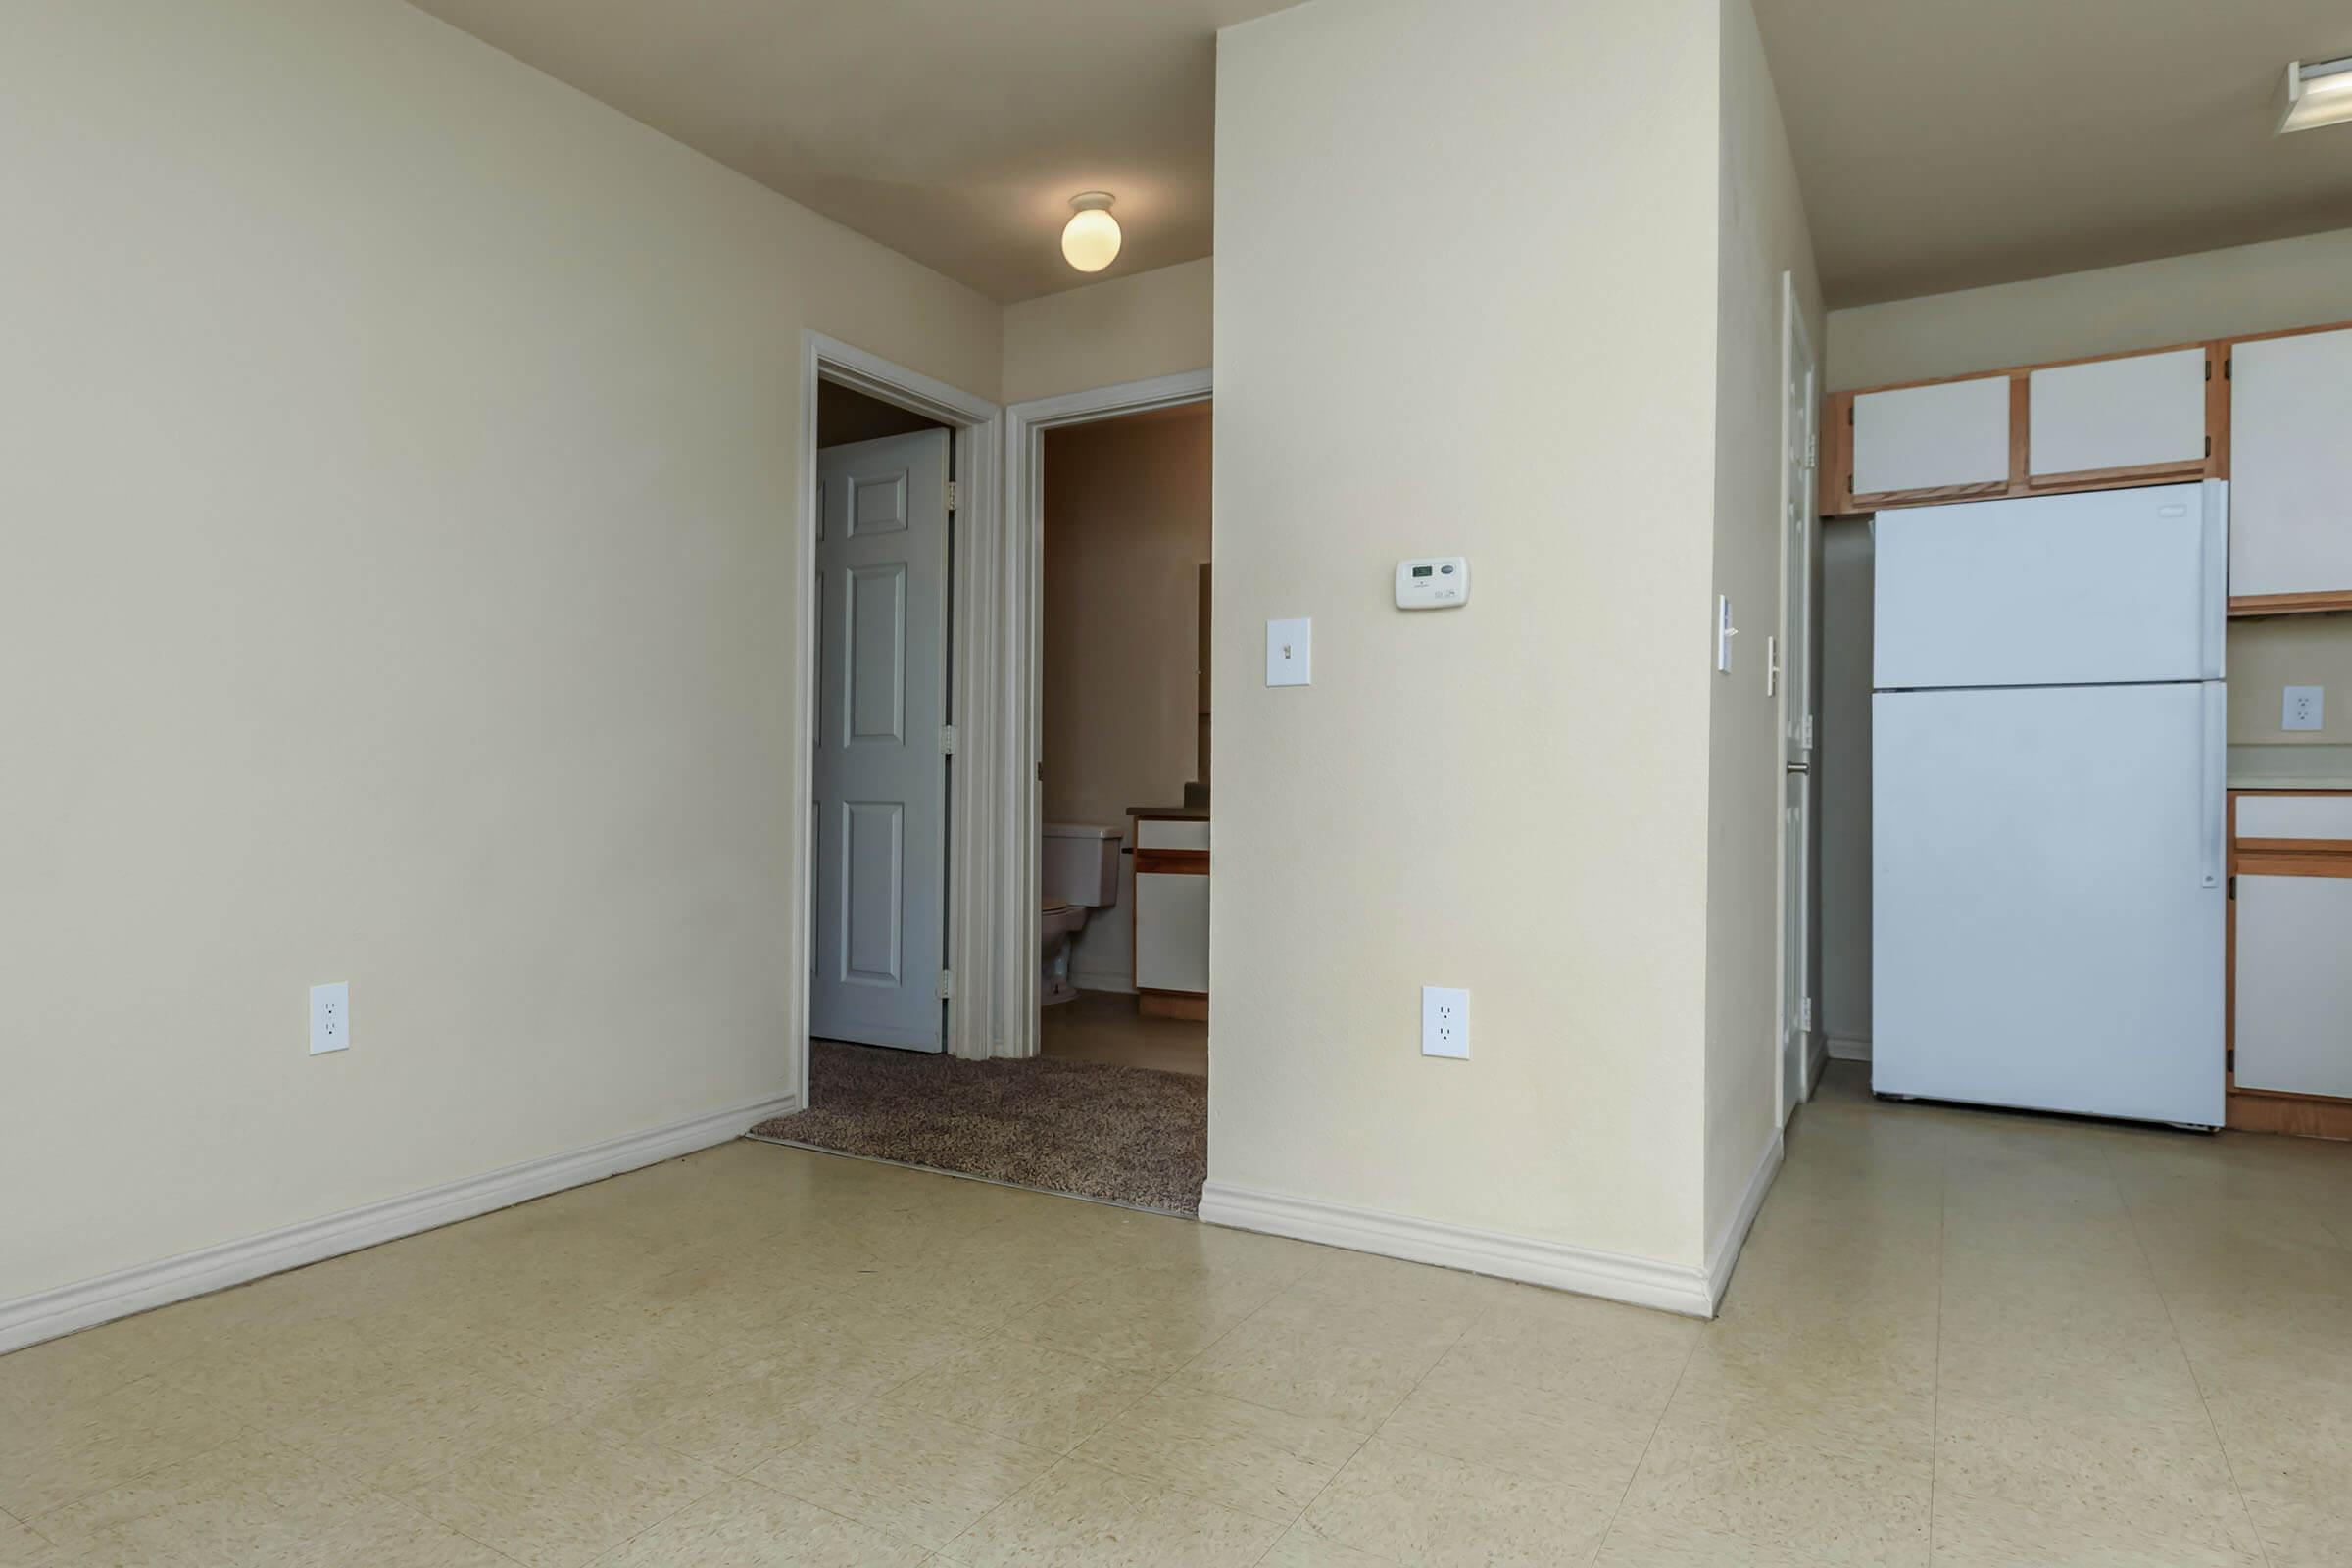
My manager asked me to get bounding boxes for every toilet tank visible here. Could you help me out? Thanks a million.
[1042,822,1122,907]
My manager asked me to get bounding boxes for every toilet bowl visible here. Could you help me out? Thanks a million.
[1040,822,1122,1006]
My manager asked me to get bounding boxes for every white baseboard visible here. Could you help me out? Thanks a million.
[1827,1035,1873,1061]
[0,1091,799,1356]
[1704,1130,1784,1313]
[1069,970,1137,996]
[1198,1182,1715,1318]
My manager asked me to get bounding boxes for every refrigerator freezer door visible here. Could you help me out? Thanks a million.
[1875,481,2225,690]
[1873,681,2225,1126]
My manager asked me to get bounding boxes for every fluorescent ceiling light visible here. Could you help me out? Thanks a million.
[2278,56,2352,134]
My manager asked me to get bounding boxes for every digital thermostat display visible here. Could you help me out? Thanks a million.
[1395,556,1469,610]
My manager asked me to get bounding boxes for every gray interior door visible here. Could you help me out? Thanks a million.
[812,428,950,1052]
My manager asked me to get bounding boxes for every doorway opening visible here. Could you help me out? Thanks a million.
[1035,400,1214,1083]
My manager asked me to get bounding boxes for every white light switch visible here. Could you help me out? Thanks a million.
[1266,617,1311,686]
[2284,685,2325,732]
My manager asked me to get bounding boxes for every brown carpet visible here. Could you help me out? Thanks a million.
[750,1041,1207,1215]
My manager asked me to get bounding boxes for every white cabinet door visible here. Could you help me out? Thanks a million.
[1135,872,1209,994]
[2232,327,2352,598]
[1851,376,2010,495]
[2235,874,2352,1099]
[2029,348,2207,477]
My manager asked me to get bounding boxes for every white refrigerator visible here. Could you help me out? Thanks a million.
[1872,480,2228,1128]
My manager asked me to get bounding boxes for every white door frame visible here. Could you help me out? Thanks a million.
[792,333,1002,1101]
[1774,272,1820,1126]
[999,368,1213,1057]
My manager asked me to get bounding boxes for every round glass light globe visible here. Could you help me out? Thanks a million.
[1060,208,1122,272]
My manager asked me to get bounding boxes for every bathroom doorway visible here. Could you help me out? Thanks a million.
[1035,399,1213,1079]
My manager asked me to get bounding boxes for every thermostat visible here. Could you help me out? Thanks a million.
[1395,557,1468,609]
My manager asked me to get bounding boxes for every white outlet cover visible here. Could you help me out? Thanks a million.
[2283,685,2325,732]
[310,981,350,1055]
[1266,617,1311,687]
[1421,985,1469,1059]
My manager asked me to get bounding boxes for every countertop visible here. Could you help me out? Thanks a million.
[1127,804,1210,820]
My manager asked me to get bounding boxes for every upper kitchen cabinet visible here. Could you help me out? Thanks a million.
[2028,347,2212,485]
[2229,325,2352,613]
[1827,341,2227,517]
[1847,375,2012,505]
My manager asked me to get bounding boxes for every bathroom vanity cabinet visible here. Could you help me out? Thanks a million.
[1131,810,1208,1020]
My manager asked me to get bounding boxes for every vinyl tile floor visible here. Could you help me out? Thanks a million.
[6,1063,2352,1565]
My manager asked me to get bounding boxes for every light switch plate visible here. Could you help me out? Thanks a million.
[1266,617,1311,686]
[310,981,350,1055]
[2283,686,2325,732]
[1421,985,1469,1059]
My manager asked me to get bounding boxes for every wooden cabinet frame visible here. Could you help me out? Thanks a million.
[2226,790,2352,1138]
[1824,317,2352,619]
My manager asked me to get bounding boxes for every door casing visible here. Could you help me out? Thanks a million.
[792,334,1001,1102]
[1776,273,1820,1125]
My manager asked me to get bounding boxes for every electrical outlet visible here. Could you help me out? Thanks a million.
[1421,985,1469,1059]
[310,981,350,1055]
[2283,685,2325,732]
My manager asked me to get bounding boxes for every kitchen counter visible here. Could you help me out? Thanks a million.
[1127,804,1210,821]
[2228,746,2352,791]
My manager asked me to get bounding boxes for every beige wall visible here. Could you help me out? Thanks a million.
[1826,227,2352,392]
[1703,0,1822,1246]
[1002,258,1213,405]
[1041,407,1214,988]
[1211,0,1722,1270]
[0,0,1001,1305]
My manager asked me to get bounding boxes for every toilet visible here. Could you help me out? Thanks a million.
[1040,822,1122,1006]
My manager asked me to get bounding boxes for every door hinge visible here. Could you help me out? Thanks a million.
[2205,436,2213,458]
[1799,996,1813,1032]
[937,969,954,999]
[945,480,958,512]
[1801,712,1816,750]
[2225,357,2232,380]
[941,724,958,755]
[1804,431,1819,470]
[2205,359,2213,382]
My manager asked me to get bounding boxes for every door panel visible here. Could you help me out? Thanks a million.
[1873,682,2224,1125]
[2231,327,2352,598]
[2234,875,2352,1099]
[813,428,949,1052]
[2028,349,2207,477]
[1874,482,2223,690]
[1135,872,1209,994]
[1851,377,2010,495]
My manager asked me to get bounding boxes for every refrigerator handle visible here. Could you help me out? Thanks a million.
[2200,682,2226,891]
[2200,480,2228,680]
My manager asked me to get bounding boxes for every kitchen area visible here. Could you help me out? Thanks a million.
[1819,314,2352,1138]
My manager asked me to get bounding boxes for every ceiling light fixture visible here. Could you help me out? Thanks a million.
[2278,55,2352,133]
[1060,192,1121,273]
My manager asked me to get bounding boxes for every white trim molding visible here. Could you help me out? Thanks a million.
[1826,1036,1873,1061]
[0,1093,797,1356]
[796,333,1004,1077]
[1001,368,1212,1056]
[1703,1129,1785,1313]
[1199,1182,1718,1318]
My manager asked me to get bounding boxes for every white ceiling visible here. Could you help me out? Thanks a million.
[1754,0,2352,306]
[409,0,1295,304]
[413,0,2352,309]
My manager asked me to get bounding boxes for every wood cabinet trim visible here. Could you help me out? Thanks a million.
[1133,848,1208,875]
[2229,590,2352,618]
